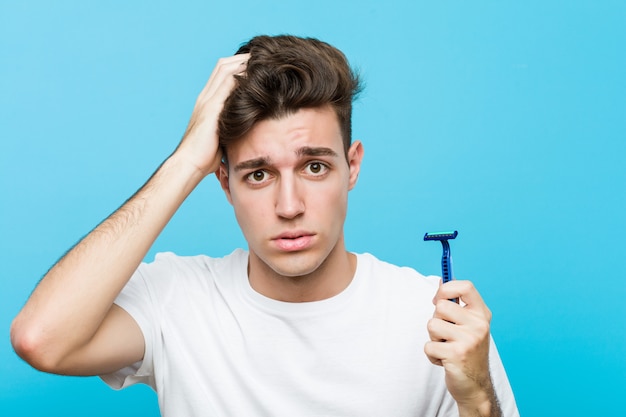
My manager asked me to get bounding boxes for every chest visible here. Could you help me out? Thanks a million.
[154,292,448,416]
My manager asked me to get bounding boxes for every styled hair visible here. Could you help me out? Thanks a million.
[218,35,362,160]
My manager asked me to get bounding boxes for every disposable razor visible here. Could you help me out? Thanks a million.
[424,230,459,303]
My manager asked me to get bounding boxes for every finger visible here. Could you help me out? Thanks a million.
[430,312,490,346]
[434,302,492,342]
[205,53,249,84]
[428,311,482,343]
[432,297,468,325]
[200,54,250,99]
[424,340,455,366]
[427,317,457,342]
[426,324,490,363]
[435,280,489,312]
[424,341,443,366]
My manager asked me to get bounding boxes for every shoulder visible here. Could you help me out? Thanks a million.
[354,252,440,293]
[141,248,245,273]
[356,252,435,280]
[352,252,439,320]
[131,249,248,292]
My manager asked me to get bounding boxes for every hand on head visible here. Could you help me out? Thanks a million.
[176,53,250,177]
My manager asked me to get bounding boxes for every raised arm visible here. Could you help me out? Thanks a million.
[10,54,249,376]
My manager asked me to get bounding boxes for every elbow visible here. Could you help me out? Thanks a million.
[10,317,64,374]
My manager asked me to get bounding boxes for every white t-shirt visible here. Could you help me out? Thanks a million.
[101,249,518,416]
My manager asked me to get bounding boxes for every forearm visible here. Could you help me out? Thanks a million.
[11,151,204,369]
[457,381,502,417]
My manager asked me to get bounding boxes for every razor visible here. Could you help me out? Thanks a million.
[424,230,459,303]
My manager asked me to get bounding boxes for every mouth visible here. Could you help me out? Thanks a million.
[271,231,316,252]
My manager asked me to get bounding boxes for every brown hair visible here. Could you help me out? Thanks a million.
[218,35,362,161]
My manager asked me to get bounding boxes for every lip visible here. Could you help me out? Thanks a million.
[271,231,316,252]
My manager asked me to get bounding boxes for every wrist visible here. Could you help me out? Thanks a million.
[172,132,223,178]
[164,150,212,187]
[143,152,208,208]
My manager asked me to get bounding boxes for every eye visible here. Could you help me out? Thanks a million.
[305,162,329,176]
[246,170,269,183]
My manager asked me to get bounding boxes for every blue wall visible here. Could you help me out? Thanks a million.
[1,1,624,415]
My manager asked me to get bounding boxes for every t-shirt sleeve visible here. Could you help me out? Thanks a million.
[99,258,167,390]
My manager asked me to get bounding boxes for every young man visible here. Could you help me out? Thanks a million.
[11,35,518,416]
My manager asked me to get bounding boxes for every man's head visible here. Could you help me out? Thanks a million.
[218,35,362,163]
[215,35,364,297]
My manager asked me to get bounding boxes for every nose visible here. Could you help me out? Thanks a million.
[275,173,305,219]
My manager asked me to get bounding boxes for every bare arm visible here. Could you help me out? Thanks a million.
[424,280,503,417]
[10,54,249,376]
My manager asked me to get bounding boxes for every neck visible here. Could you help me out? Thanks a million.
[248,243,356,303]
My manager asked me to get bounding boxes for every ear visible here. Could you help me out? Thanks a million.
[347,140,364,190]
[215,162,233,205]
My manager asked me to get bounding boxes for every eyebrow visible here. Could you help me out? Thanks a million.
[233,147,339,172]
[233,157,271,172]
[296,146,339,158]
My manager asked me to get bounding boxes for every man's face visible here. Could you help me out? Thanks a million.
[218,106,363,284]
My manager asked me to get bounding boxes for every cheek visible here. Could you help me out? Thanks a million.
[310,182,349,218]
[230,190,266,234]
[232,205,268,246]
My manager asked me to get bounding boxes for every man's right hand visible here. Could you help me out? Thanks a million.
[175,53,249,177]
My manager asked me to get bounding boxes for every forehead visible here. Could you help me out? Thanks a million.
[226,107,344,166]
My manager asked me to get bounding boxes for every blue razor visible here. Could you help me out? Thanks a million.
[424,230,459,303]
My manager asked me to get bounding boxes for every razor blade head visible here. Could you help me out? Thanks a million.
[423,230,458,241]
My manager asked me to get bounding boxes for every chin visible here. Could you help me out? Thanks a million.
[255,250,328,279]
[271,257,324,278]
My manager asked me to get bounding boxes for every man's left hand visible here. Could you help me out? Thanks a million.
[424,280,501,417]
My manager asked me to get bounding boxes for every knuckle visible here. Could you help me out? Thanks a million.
[473,319,491,339]
[461,280,475,292]
[435,299,448,310]
[485,307,493,323]
[451,342,468,360]
[426,318,437,333]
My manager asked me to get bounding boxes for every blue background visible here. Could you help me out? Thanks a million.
[1,1,624,415]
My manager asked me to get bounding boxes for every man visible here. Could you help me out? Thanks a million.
[11,35,518,416]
